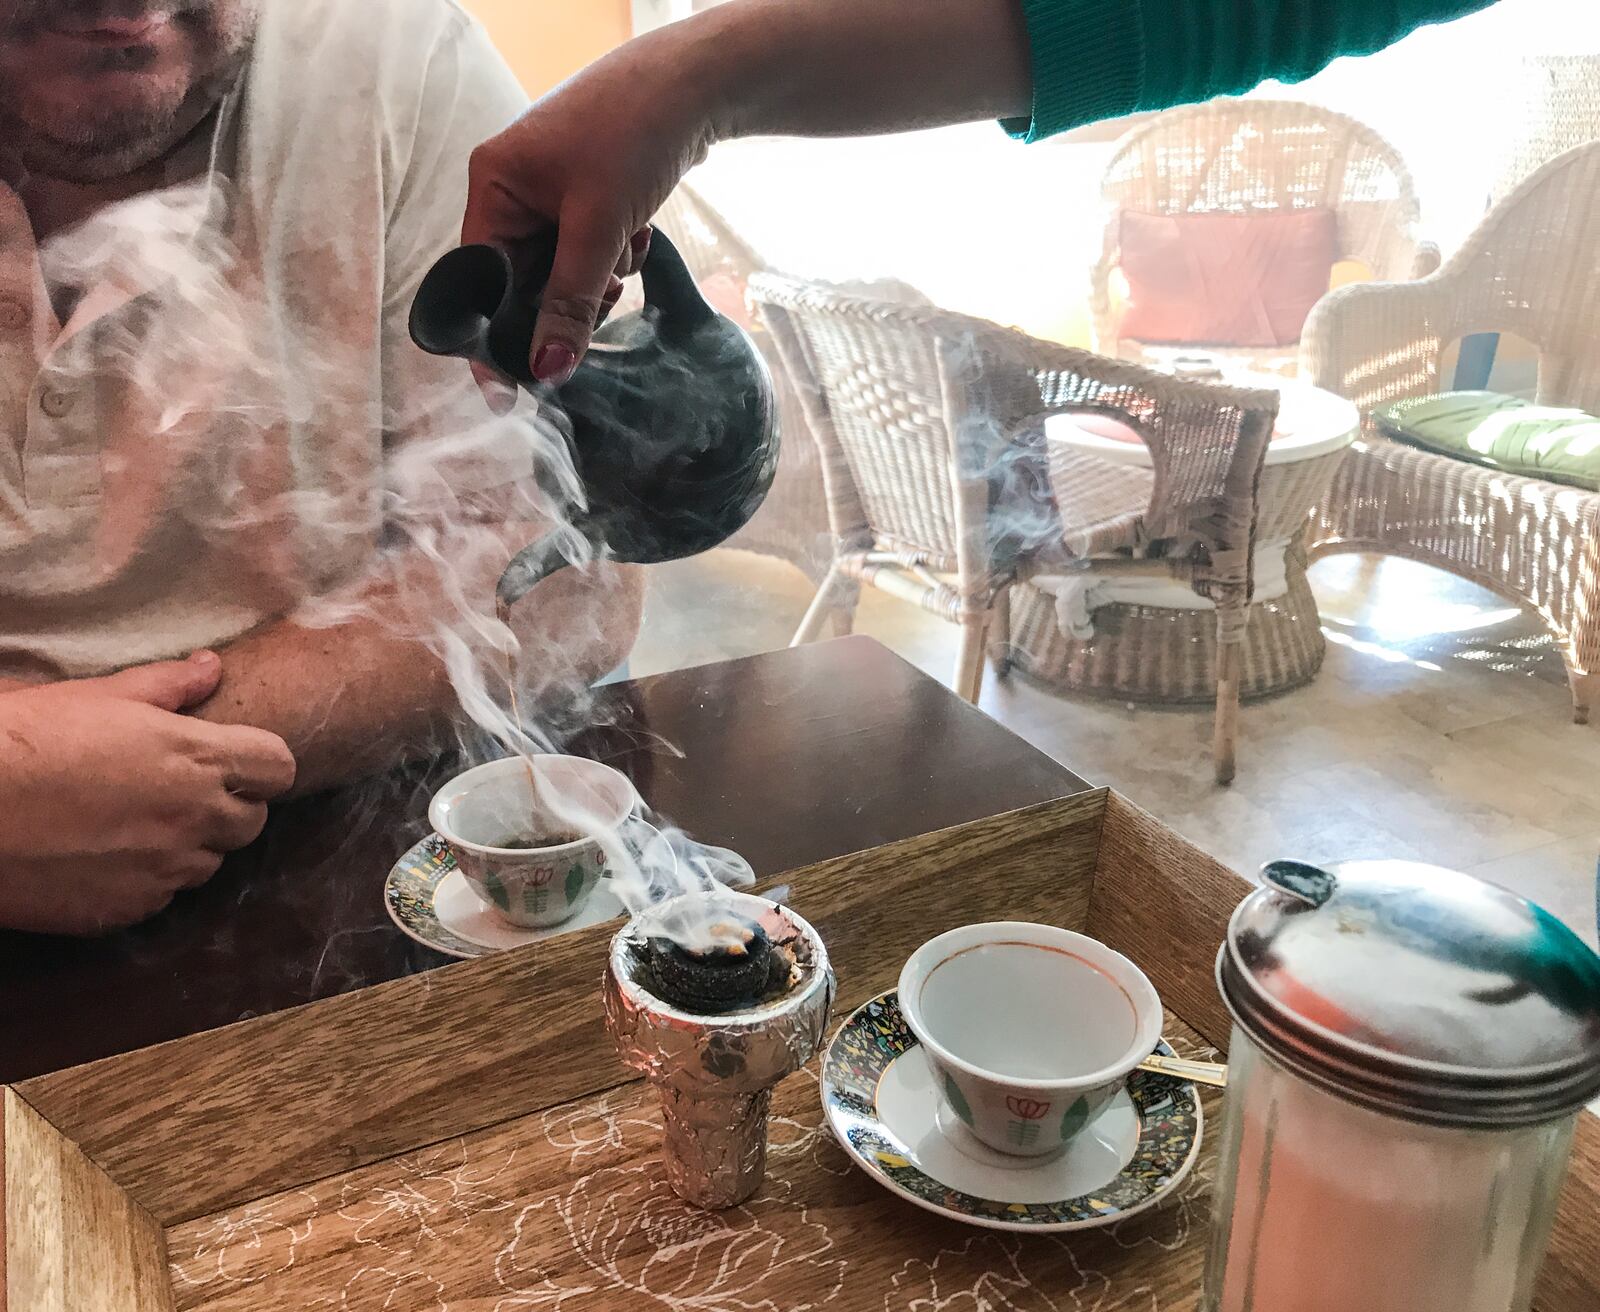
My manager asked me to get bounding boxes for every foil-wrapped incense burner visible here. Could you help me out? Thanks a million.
[604,890,834,1209]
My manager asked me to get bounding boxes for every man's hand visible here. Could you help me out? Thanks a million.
[0,652,297,936]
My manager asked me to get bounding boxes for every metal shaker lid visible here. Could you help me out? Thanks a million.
[1218,859,1600,1126]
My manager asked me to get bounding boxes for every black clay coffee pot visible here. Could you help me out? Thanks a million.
[409,230,777,610]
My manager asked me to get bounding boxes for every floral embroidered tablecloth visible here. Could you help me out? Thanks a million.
[168,1025,1221,1311]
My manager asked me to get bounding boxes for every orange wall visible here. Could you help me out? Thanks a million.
[467,0,633,95]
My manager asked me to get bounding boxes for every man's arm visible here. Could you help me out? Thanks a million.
[192,599,447,799]
[194,529,643,797]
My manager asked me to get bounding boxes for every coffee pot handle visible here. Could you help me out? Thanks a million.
[632,229,716,341]
[515,226,715,343]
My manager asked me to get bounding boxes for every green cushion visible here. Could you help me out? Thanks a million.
[1373,391,1600,491]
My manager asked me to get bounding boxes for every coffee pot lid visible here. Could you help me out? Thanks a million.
[1218,859,1600,1126]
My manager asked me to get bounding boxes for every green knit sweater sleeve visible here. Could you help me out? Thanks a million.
[1004,0,1498,143]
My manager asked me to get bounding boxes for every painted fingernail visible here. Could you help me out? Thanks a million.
[533,343,578,386]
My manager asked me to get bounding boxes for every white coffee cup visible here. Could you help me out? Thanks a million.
[429,756,635,929]
[898,922,1163,1158]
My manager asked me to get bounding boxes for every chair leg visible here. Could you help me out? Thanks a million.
[829,579,861,638]
[1569,665,1598,726]
[1213,639,1243,786]
[955,611,991,703]
[988,584,1013,678]
[792,563,851,647]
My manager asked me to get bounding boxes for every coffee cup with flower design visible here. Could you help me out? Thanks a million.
[898,922,1163,1159]
[429,755,635,929]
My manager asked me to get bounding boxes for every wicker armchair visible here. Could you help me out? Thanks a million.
[652,185,832,581]
[1093,99,1436,373]
[1490,56,1600,205]
[750,273,1279,782]
[1304,142,1600,723]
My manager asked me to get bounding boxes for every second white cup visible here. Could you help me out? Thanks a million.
[898,922,1163,1158]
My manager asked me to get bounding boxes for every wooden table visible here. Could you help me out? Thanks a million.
[10,790,1596,1312]
[0,637,1086,1084]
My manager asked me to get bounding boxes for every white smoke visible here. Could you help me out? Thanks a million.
[39,178,753,944]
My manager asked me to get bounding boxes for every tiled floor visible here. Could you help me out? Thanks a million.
[633,549,1600,949]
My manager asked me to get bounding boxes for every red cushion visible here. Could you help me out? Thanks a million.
[1116,209,1339,349]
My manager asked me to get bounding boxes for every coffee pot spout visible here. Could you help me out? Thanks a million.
[496,531,572,615]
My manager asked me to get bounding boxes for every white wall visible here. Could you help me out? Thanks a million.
[686,0,1598,342]
[1260,0,1600,247]
[463,0,631,94]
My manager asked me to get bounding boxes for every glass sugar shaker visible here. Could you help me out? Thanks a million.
[1203,858,1600,1312]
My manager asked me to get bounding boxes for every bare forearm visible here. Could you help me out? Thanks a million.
[653,0,1032,143]
[194,610,452,796]
[195,545,645,796]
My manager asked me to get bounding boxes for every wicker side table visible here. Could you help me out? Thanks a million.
[1012,380,1356,703]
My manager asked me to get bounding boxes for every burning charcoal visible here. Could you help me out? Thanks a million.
[642,917,779,1012]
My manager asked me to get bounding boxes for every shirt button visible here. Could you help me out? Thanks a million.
[0,297,24,331]
[40,390,74,419]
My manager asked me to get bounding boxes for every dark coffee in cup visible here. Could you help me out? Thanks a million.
[496,832,581,851]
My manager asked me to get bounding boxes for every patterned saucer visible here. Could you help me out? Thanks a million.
[821,991,1203,1232]
[384,833,626,960]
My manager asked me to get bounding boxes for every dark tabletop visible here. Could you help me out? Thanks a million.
[0,637,1087,1083]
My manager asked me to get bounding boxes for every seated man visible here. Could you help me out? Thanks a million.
[0,0,643,932]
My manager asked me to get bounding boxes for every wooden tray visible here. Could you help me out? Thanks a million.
[7,790,1597,1310]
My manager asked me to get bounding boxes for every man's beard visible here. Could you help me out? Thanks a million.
[0,3,258,183]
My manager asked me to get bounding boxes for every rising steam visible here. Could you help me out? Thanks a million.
[41,176,753,947]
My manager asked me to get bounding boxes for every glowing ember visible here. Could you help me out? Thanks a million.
[639,916,793,1013]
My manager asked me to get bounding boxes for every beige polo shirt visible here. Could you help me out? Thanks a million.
[0,0,531,680]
